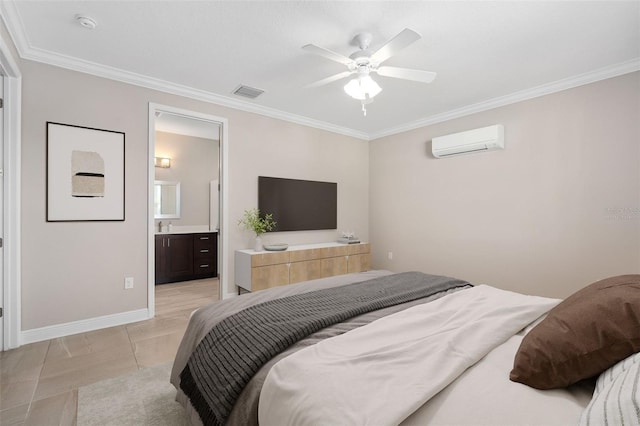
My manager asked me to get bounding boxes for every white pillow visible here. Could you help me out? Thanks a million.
[578,351,640,425]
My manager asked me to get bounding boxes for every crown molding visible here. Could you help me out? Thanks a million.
[0,1,29,57]
[24,47,371,140]
[369,58,640,140]
[0,2,370,141]
[2,2,638,142]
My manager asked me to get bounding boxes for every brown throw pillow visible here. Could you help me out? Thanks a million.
[510,274,640,389]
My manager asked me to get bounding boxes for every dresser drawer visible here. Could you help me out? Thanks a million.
[194,233,215,250]
[320,245,349,258]
[194,260,215,274]
[195,245,214,258]
[348,243,370,255]
[251,251,290,267]
[194,233,217,277]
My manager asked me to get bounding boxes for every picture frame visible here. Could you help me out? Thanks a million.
[46,122,125,221]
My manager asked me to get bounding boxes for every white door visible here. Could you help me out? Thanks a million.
[0,74,4,348]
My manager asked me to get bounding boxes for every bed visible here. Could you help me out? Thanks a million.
[170,270,640,426]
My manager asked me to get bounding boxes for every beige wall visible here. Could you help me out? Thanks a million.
[20,59,369,331]
[154,131,219,227]
[369,72,640,298]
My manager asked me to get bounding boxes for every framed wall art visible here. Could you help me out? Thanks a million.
[46,122,125,221]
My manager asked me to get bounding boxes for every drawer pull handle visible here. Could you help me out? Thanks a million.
[200,237,209,240]
[200,249,209,253]
[200,264,210,268]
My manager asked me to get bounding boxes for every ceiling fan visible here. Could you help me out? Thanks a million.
[303,28,437,115]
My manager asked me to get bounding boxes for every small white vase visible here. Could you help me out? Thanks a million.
[254,235,262,251]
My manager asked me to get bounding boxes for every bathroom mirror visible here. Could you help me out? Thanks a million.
[154,180,181,219]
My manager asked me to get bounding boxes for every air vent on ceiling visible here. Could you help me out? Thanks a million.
[232,85,264,99]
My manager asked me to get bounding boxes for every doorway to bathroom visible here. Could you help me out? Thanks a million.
[147,104,228,317]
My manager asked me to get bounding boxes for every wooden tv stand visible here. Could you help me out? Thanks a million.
[235,242,370,292]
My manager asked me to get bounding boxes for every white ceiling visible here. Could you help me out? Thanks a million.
[2,1,639,140]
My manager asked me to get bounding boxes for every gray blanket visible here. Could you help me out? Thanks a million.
[179,271,471,426]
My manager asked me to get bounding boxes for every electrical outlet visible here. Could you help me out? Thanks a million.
[388,251,393,260]
[124,277,134,289]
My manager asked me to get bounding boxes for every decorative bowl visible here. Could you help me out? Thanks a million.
[263,243,289,251]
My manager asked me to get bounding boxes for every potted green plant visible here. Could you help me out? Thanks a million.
[238,208,277,251]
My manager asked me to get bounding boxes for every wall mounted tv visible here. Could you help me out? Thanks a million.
[258,176,337,232]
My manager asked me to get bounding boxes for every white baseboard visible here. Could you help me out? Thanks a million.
[21,308,151,345]
[222,289,238,300]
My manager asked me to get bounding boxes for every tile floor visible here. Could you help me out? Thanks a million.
[0,278,219,425]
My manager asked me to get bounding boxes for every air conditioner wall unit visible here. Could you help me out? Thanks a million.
[431,124,504,158]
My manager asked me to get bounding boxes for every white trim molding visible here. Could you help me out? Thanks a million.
[0,21,22,350]
[1,1,638,143]
[147,108,155,318]
[21,309,150,345]
[0,1,367,141]
[370,58,640,140]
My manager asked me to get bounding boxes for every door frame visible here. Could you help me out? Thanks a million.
[147,103,228,316]
[0,36,21,350]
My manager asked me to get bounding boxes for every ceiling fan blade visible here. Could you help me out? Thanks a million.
[302,44,354,66]
[305,71,353,88]
[376,66,437,83]
[370,28,421,65]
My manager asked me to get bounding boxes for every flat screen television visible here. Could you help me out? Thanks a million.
[258,176,337,232]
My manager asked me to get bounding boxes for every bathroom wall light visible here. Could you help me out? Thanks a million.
[154,157,171,168]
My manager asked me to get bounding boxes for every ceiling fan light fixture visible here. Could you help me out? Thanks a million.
[343,75,382,100]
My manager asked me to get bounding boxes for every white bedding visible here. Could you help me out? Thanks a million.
[259,285,561,426]
[403,333,594,425]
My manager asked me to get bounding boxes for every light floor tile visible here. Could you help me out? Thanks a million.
[126,315,188,343]
[34,350,138,402]
[24,390,77,426]
[0,378,39,412]
[0,401,29,425]
[0,278,218,423]
[0,341,49,382]
[0,341,51,409]
[132,331,186,368]
[45,326,131,363]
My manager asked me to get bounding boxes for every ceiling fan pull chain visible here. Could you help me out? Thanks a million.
[361,101,367,116]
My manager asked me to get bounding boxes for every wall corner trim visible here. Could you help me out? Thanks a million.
[20,308,151,345]
[368,58,640,140]
[222,290,238,300]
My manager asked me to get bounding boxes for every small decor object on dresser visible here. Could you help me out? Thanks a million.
[338,231,360,244]
[264,243,289,251]
[238,208,277,251]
